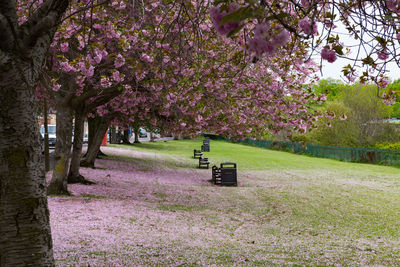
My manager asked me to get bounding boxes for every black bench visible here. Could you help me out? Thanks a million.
[198,157,210,169]
[201,143,210,152]
[194,149,203,159]
[212,165,221,184]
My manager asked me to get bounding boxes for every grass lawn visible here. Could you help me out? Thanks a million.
[49,139,400,266]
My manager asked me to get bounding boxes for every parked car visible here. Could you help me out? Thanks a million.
[138,128,148,138]
[40,125,56,147]
[83,133,88,144]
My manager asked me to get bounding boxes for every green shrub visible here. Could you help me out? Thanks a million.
[270,141,291,152]
[290,134,312,144]
[375,142,400,151]
[310,101,359,147]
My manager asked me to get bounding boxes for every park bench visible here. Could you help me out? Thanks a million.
[198,157,210,169]
[194,149,203,159]
[201,143,210,152]
[212,165,222,184]
[211,162,237,186]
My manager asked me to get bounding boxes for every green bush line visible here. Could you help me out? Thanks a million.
[237,139,400,166]
[201,135,398,167]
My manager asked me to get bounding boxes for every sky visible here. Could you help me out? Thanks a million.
[315,19,400,83]
[319,57,400,82]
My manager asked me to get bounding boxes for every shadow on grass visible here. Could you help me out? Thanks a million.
[110,139,202,152]
[104,153,195,171]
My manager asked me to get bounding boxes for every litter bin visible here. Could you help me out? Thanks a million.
[201,143,210,152]
[220,162,237,186]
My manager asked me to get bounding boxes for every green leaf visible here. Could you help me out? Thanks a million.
[375,36,387,47]
[220,7,254,25]
[362,56,374,66]
[265,12,290,21]
[212,0,226,6]
[332,45,344,55]
[227,24,245,37]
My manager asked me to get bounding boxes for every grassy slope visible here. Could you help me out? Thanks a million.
[107,140,400,264]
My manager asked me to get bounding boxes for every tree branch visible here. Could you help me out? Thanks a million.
[20,0,70,49]
[85,89,122,112]
[70,85,122,108]
[0,13,15,51]
[0,1,18,30]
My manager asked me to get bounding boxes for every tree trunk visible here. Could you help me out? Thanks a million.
[110,127,118,144]
[134,127,140,143]
[81,116,111,168]
[87,116,99,153]
[0,1,71,265]
[122,128,131,144]
[87,116,107,158]
[68,108,93,184]
[0,65,55,266]
[47,104,73,195]
[43,99,50,172]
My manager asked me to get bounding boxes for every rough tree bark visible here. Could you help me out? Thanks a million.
[87,116,98,153]
[110,127,118,144]
[0,60,55,267]
[134,127,140,143]
[46,103,73,194]
[66,88,120,182]
[87,116,106,157]
[0,1,70,265]
[43,99,50,171]
[122,128,131,144]
[67,106,92,184]
[67,108,96,184]
[81,114,113,168]
[47,77,75,195]
[47,84,120,189]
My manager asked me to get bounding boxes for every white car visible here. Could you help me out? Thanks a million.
[83,133,88,144]
[40,125,56,147]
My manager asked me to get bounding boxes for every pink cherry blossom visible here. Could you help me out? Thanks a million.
[377,50,389,60]
[321,48,337,63]
[272,30,290,47]
[254,23,270,38]
[299,17,318,35]
[301,0,311,8]
[114,54,125,68]
[60,42,69,53]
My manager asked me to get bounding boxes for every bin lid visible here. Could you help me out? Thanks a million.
[220,162,236,168]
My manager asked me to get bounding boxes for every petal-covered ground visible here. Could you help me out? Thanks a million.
[48,143,400,266]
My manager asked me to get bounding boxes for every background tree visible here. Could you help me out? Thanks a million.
[309,83,400,147]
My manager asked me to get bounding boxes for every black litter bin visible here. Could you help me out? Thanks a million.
[220,162,237,186]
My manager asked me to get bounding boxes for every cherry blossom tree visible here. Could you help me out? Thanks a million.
[79,0,322,169]
[210,0,400,97]
[5,0,393,265]
[0,1,71,265]
[44,1,141,192]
